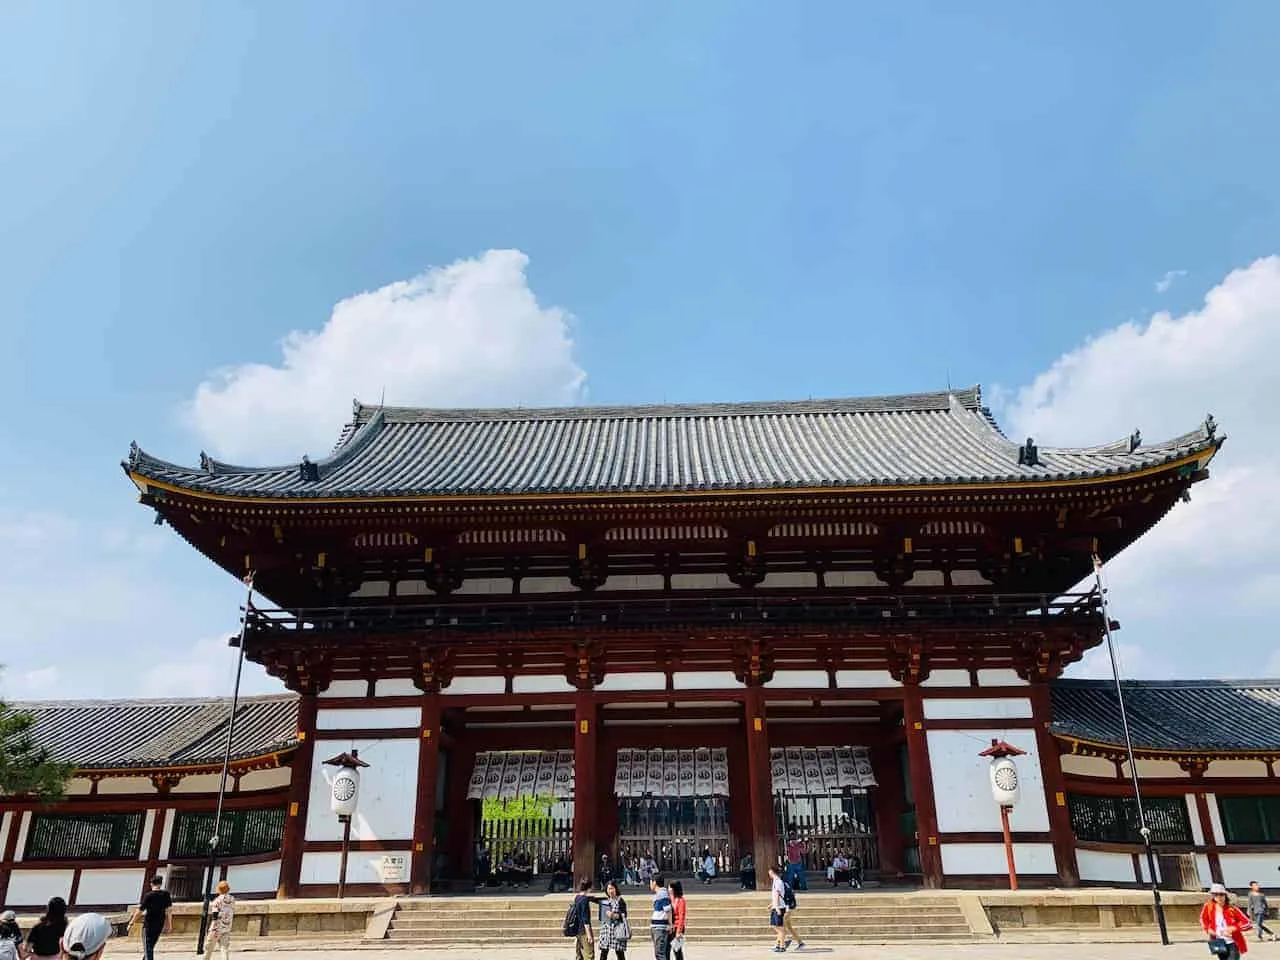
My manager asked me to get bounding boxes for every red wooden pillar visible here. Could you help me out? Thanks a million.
[901,686,943,888]
[572,692,599,885]
[0,810,24,905]
[744,685,779,878]
[278,693,317,898]
[1187,765,1223,884]
[1028,682,1079,886]
[870,739,905,878]
[445,743,477,890]
[410,693,442,894]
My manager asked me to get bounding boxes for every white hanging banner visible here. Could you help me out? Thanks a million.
[498,755,520,800]
[614,748,634,797]
[677,749,695,797]
[801,748,824,795]
[535,751,557,796]
[554,750,575,798]
[662,749,680,798]
[817,747,840,793]
[770,747,790,795]
[693,747,712,797]
[835,747,858,789]
[483,754,504,799]
[467,753,489,800]
[785,747,804,793]
[646,748,664,796]
[853,746,877,788]
[517,753,539,799]
[710,747,729,797]
[630,751,649,797]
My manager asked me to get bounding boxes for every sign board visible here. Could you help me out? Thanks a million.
[380,854,408,883]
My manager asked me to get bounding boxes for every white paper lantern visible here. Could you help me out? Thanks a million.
[988,756,1020,808]
[331,766,361,818]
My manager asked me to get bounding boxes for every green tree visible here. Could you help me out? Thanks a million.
[0,686,72,800]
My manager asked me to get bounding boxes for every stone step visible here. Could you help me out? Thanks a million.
[381,932,980,945]
[388,911,969,926]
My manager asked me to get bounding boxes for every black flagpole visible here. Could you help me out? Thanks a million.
[196,572,255,956]
[1092,555,1170,946]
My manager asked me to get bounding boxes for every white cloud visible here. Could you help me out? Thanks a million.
[141,635,251,699]
[998,255,1280,680]
[1154,269,1186,293]
[186,249,587,464]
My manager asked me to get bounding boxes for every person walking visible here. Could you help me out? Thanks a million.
[768,865,805,952]
[206,879,236,959]
[570,879,596,960]
[649,874,673,960]
[597,880,630,960]
[1248,882,1276,942]
[1202,883,1253,958]
[130,876,174,960]
[669,880,688,960]
[23,898,68,960]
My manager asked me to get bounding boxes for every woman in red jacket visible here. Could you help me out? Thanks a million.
[1202,883,1254,958]
[670,880,687,960]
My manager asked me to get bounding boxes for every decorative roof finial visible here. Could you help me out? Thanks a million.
[1128,429,1141,453]
[1017,437,1040,467]
[1204,413,1217,438]
[127,441,140,466]
[299,455,320,483]
[199,451,212,472]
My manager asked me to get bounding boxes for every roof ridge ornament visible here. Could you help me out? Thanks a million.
[199,451,212,473]
[128,441,141,467]
[1017,437,1040,467]
[1205,413,1216,439]
[299,455,320,483]
[1129,429,1141,453]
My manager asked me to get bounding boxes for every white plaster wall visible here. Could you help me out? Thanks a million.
[1122,759,1188,779]
[758,571,818,589]
[1137,855,1164,884]
[157,809,175,859]
[1196,854,1214,889]
[1205,793,1225,845]
[240,767,292,790]
[595,672,666,693]
[445,676,505,695]
[0,811,9,855]
[927,729,1050,833]
[172,775,225,794]
[950,570,992,586]
[1059,755,1117,778]
[520,577,575,594]
[226,859,281,894]
[825,571,883,588]
[977,669,1029,687]
[939,842,1056,876]
[13,812,30,862]
[97,777,156,795]
[1187,796,1205,845]
[456,577,515,595]
[64,778,93,796]
[139,810,155,861]
[316,707,421,731]
[921,670,972,688]
[905,570,945,587]
[376,679,420,697]
[1218,854,1275,889]
[922,698,1032,721]
[306,738,418,842]
[76,868,146,907]
[672,671,743,690]
[766,670,831,689]
[1077,850,1136,884]
[1205,760,1270,778]
[600,574,665,591]
[5,869,74,907]
[834,670,899,688]
[670,573,734,590]
[512,675,575,694]
[319,679,369,699]
[300,849,412,886]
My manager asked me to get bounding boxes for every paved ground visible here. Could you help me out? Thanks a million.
[148,939,1259,959]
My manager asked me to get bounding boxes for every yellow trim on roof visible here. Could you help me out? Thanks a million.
[129,446,1218,508]
[1053,732,1279,761]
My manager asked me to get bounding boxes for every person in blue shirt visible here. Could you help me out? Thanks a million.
[649,874,673,960]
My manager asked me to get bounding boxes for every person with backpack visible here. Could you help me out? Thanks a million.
[563,878,596,960]
[649,874,673,960]
[767,865,805,952]
[0,910,23,960]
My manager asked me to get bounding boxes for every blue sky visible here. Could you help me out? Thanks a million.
[2,2,1279,698]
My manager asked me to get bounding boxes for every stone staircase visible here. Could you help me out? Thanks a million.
[377,891,982,946]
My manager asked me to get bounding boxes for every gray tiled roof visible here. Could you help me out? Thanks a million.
[1050,679,1280,754]
[125,387,1222,499]
[14,693,299,770]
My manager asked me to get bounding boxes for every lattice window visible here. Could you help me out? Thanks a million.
[169,807,287,859]
[457,529,568,545]
[25,812,144,861]
[352,531,420,548]
[604,526,729,541]
[1067,794,1192,844]
[768,522,879,538]
[1218,795,1280,844]
[918,520,987,536]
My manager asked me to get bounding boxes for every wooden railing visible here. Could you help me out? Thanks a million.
[242,590,1102,640]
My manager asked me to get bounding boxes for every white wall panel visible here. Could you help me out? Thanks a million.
[0,811,10,856]
[921,669,972,688]
[1187,796,1205,845]
[375,679,420,697]
[923,698,1032,721]
[76,868,145,907]
[13,812,30,862]
[316,707,421,731]
[600,574,665,591]
[1196,854,1214,889]
[670,573,734,589]
[1059,755,1117,778]
[512,675,576,694]
[240,767,292,791]
[455,577,515,595]
[766,670,830,689]
[940,842,1055,876]
[595,672,666,693]
[672,671,743,690]
[834,670,899,688]
[1205,793,1225,845]
[1077,850,1136,884]
[96,777,155,795]
[306,737,419,842]
[927,729,1050,833]
[319,680,369,699]
[976,669,1028,687]
[139,810,155,862]
[5,869,74,907]
[158,809,174,859]
[758,571,818,588]
[445,676,505,695]
[300,849,411,886]
[1218,853,1274,890]
[173,774,224,794]
[226,859,281,894]
[1206,760,1270,778]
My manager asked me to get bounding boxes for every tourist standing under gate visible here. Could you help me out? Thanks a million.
[130,876,173,960]
[649,874,673,960]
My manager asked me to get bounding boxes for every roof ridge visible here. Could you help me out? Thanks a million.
[352,386,985,424]
[15,692,299,709]
[1052,678,1280,689]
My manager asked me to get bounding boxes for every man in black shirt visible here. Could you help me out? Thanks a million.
[130,876,173,960]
